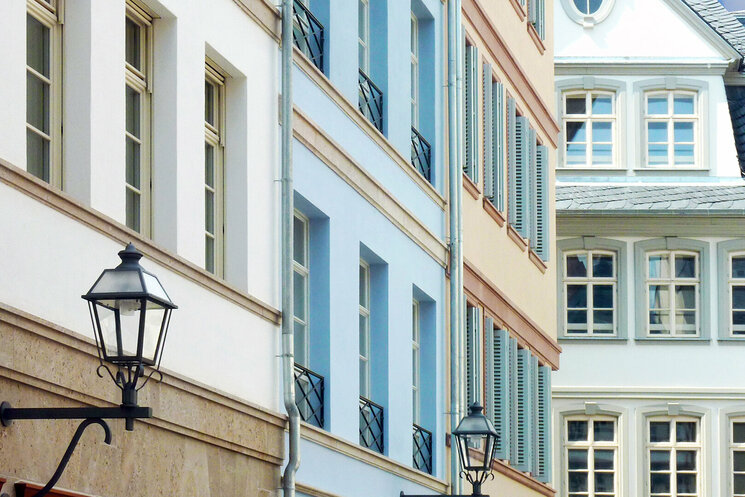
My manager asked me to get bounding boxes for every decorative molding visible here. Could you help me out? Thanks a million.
[463,0,559,148]
[0,159,281,325]
[556,61,730,76]
[299,422,448,493]
[507,224,528,252]
[527,22,545,55]
[553,387,745,399]
[507,0,527,20]
[557,215,745,238]
[529,249,548,273]
[293,107,449,268]
[295,483,344,497]
[463,260,561,369]
[292,47,447,209]
[482,197,505,227]
[231,0,280,41]
[463,172,480,200]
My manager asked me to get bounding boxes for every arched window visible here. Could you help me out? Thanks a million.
[560,0,615,27]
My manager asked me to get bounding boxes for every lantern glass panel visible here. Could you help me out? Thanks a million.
[142,272,170,302]
[90,270,144,294]
[94,299,143,360]
[142,304,167,363]
[95,303,119,359]
[457,436,472,469]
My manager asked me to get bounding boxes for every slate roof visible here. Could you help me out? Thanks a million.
[556,184,745,213]
[683,0,745,56]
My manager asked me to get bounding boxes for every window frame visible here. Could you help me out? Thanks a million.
[563,414,619,497]
[718,241,745,340]
[26,0,63,187]
[563,249,618,337]
[559,0,616,27]
[204,61,226,277]
[644,250,700,338]
[643,90,698,168]
[645,416,702,497]
[358,0,370,75]
[561,90,617,169]
[293,211,310,367]
[410,12,419,130]
[730,416,745,497]
[359,259,371,400]
[412,298,421,425]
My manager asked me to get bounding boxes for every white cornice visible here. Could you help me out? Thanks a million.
[555,58,731,76]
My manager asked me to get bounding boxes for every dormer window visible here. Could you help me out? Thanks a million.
[562,90,616,168]
[644,90,698,168]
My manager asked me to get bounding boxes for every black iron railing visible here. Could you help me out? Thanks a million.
[358,70,384,133]
[292,0,325,73]
[413,423,433,474]
[411,127,432,183]
[294,363,324,428]
[359,396,384,453]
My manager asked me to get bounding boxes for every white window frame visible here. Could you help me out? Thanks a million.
[412,299,421,425]
[359,259,371,400]
[562,90,616,168]
[731,417,745,497]
[729,253,745,337]
[26,0,62,187]
[293,211,310,367]
[358,0,370,75]
[560,0,616,27]
[204,61,225,277]
[563,250,618,336]
[125,1,153,235]
[410,13,419,130]
[564,415,619,497]
[645,250,700,337]
[646,416,701,497]
[644,90,698,168]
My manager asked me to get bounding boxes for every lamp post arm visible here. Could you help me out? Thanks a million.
[0,403,152,424]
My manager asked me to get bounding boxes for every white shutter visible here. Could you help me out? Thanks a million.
[493,82,505,211]
[535,145,550,261]
[486,325,511,460]
[483,64,494,200]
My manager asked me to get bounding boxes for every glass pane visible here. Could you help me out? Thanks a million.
[588,0,602,13]
[125,17,141,69]
[735,423,745,444]
[733,257,745,279]
[594,449,614,469]
[649,285,670,309]
[358,43,366,73]
[648,122,668,142]
[568,472,588,492]
[648,96,668,114]
[568,310,588,325]
[567,144,586,164]
[205,80,215,125]
[359,360,368,397]
[650,421,670,442]
[677,421,696,442]
[648,144,668,165]
[735,451,745,471]
[205,236,214,274]
[568,420,588,441]
[592,144,612,165]
[572,0,589,14]
[676,473,696,494]
[359,265,368,307]
[674,94,695,115]
[593,285,614,309]
[734,287,745,309]
[593,254,614,277]
[650,473,670,493]
[592,95,612,115]
[27,73,49,133]
[567,285,588,308]
[675,285,696,309]
[595,472,614,493]
[142,306,165,362]
[126,188,141,232]
[649,311,670,333]
[205,144,214,187]
[126,137,140,188]
[675,144,695,164]
[649,255,670,278]
[26,129,49,182]
[594,420,615,441]
[650,450,670,471]
[568,449,588,470]
[675,255,696,277]
[593,310,614,328]
[205,190,214,233]
[359,314,368,356]
[566,121,586,143]
[294,320,306,365]
[735,474,745,495]
[565,96,586,115]
[358,0,366,35]
[677,450,696,471]
[675,311,697,333]
[674,122,694,143]
[293,216,306,266]
[593,121,612,142]
[27,15,50,76]
[567,254,588,277]
[293,271,306,320]
[126,86,140,137]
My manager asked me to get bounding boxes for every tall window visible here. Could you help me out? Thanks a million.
[125,4,152,234]
[645,91,697,167]
[27,0,61,186]
[729,254,745,336]
[563,91,614,167]
[358,0,370,75]
[412,299,420,425]
[647,417,700,496]
[564,416,617,497]
[293,213,310,365]
[410,14,419,129]
[204,62,225,276]
[646,251,699,336]
[359,260,371,399]
[731,419,745,496]
[564,250,617,335]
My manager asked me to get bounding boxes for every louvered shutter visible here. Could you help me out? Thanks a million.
[483,64,494,200]
[486,325,511,460]
[464,45,479,183]
[514,116,530,237]
[493,82,505,211]
[508,337,519,464]
[539,0,546,39]
[535,145,550,261]
[465,305,481,407]
[515,348,533,472]
[528,0,537,25]
[536,365,552,483]
[528,127,538,248]
[508,98,517,225]
[530,355,540,476]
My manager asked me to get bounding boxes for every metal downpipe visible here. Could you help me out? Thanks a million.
[281,0,300,496]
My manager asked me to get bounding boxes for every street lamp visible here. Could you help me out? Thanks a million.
[401,402,499,497]
[0,243,176,497]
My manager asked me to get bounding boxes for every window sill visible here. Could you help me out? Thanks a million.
[633,166,709,171]
[507,224,528,252]
[559,335,628,342]
[482,197,505,227]
[717,337,745,342]
[529,249,547,273]
[635,337,710,342]
[508,0,527,20]
[527,23,546,55]
[558,165,624,171]
[463,172,480,200]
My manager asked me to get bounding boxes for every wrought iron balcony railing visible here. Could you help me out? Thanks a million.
[359,396,384,454]
[411,127,432,183]
[292,0,325,73]
[358,70,384,133]
[294,363,324,428]
[413,423,433,474]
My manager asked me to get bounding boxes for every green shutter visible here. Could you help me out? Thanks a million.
[530,355,540,476]
[465,305,481,407]
[483,64,494,200]
[536,365,552,483]
[508,337,518,464]
[514,116,530,237]
[527,127,537,248]
[515,348,533,472]
[493,82,505,211]
[508,98,517,226]
[535,145,550,261]
[528,0,537,26]
[464,45,479,184]
[486,325,511,460]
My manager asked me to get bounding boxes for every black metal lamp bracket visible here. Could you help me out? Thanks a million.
[0,402,152,497]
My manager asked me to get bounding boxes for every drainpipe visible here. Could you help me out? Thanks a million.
[281,1,300,496]
[447,0,464,494]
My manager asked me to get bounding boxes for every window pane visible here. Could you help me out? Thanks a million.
[567,144,586,164]
[125,137,141,188]
[593,285,613,309]
[205,236,214,274]
[566,96,586,115]
[293,216,306,266]
[126,188,141,232]
[676,450,696,471]
[735,474,745,495]
[674,121,694,143]
[594,472,614,493]
[734,451,745,471]
[205,190,214,233]
[650,473,670,493]
[675,285,696,309]
[674,94,695,114]
[205,80,215,126]
[358,0,366,35]
[567,285,588,308]
[568,472,588,492]
[733,257,745,278]
[205,144,215,187]
[572,0,589,14]
[649,255,670,278]
[594,449,614,469]
[592,144,612,165]
[567,254,588,277]
[677,421,696,442]
[591,95,612,115]
[735,423,745,444]
[27,15,50,77]
[359,314,368,356]
[568,420,588,441]
[734,287,745,309]
[566,121,587,143]
[650,450,670,471]
[676,473,696,494]
[359,266,368,307]
[294,320,306,364]
[649,285,670,309]
[568,449,588,469]
[125,17,141,70]
[294,271,307,320]
[648,96,668,114]
[648,122,668,142]
[593,254,614,277]
[648,144,668,165]
[594,420,614,441]
[27,73,49,133]
[593,121,612,142]
[26,129,49,182]
[675,144,695,164]
[649,311,670,333]
[126,86,141,137]
[675,311,697,333]
[588,0,602,13]
[568,310,588,325]
[650,421,670,442]
[593,310,613,329]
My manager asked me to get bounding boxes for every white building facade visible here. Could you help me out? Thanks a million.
[551,0,745,496]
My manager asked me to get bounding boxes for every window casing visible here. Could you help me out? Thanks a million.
[204,62,225,276]
[562,91,615,168]
[729,254,745,336]
[564,416,618,497]
[647,417,700,497]
[26,0,62,187]
[359,260,371,399]
[293,212,310,366]
[412,299,420,425]
[410,14,419,130]
[731,418,745,496]
[125,3,152,235]
[564,250,617,336]
[644,90,697,167]
[646,251,699,337]
[358,0,370,74]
